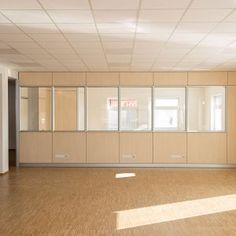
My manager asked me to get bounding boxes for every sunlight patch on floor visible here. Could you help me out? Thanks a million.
[116,173,136,179]
[115,194,236,230]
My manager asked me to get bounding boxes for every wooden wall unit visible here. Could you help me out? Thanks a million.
[53,132,86,163]
[86,72,119,86]
[87,132,119,163]
[53,73,86,86]
[19,72,52,86]
[228,72,236,85]
[20,132,52,163]
[154,133,187,163]
[18,71,235,166]
[188,72,227,85]
[187,133,227,164]
[154,72,187,86]
[227,86,236,164]
[120,73,153,86]
[120,133,152,163]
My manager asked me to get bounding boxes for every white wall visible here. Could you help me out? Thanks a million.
[0,65,17,174]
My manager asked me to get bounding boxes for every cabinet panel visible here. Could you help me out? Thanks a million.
[154,133,186,163]
[188,133,227,164]
[120,73,153,86]
[19,72,52,86]
[53,132,86,163]
[154,72,187,86]
[188,72,227,85]
[87,132,119,163]
[53,73,85,86]
[20,132,52,163]
[227,86,236,163]
[120,132,152,163]
[86,72,119,86]
[228,72,236,85]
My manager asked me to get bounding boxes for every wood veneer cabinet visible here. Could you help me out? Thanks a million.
[154,72,187,86]
[20,132,52,163]
[53,132,86,163]
[187,133,227,164]
[154,133,187,163]
[227,86,236,163]
[120,132,152,163]
[87,132,119,163]
[19,72,52,86]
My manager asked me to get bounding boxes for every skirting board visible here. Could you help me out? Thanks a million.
[20,163,236,168]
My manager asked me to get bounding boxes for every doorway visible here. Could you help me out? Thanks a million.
[8,79,19,167]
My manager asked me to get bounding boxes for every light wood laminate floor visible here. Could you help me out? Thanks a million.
[1,168,236,235]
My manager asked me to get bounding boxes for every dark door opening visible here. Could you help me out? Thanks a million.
[8,79,18,167]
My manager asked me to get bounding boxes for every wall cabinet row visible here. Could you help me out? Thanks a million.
[20,132,229,164]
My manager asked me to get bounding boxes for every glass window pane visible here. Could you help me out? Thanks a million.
[87,87,118,131]
[188,86,225,132]
[20,87,51,131]
[120,88,152,131]
[154,88,185,131]
[54,87,84,131]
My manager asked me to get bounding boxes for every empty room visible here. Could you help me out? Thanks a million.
[1,0,236,235]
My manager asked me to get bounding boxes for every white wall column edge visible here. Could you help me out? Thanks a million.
[0,65,18,174]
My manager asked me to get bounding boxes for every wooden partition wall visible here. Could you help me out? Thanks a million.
[19,72,236,166]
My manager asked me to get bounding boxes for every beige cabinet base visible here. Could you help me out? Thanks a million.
[20,132,52,163]
[154,133,187,163]
[188,133,227,164]
[53,132,86,163]
[87,132,119,163]
[120,132,152,163]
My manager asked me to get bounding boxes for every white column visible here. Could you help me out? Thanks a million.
[0,66,17,174]
[0,67,9,173]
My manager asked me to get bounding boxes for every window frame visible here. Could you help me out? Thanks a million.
[86,86,119,132]
[119,86,153,132]
[53,86,85,132]
[187,85,226,133]
[19,86,53,132]
[153,86,187,132]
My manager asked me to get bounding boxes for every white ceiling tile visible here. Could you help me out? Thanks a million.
[169,32,205,45]
[2,10,52,23]
[190,0,236,9]
[0,12,10,23]
[93,10,137,23]
[139,10,184,22]
[97,23,136,33]
[38,41,71,49]
[0,24,22,33]
[136,33,171,41]
[0,0,41,9]
[57,24,97,33]
[29,33,66,42]
[137,23,177,33]
[225,11,236,22]
[91,0,139,10]
[48,10,93,23]
[18,24,59,33]
[7,41,41,49]
[17,48,47,54]
[141,0,191,9]
[0,33,32,42]
[75,47,104,54]
[176,22,217,33]
[0,42,11,49]
[103,42,133,49]
[200,34,236,47]
[107,54,131,63]
[39,0,90,9]
[46,47,75,54]
[100,33,135,42]
[213,23,236,33]
[182,9,232,22]
[64,33,99,42]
